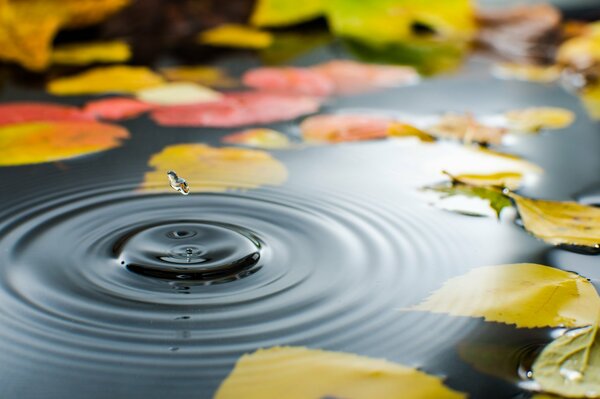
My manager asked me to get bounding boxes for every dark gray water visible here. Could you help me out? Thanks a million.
[0,46,598,399]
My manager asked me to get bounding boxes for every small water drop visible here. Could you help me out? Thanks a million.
[167,171,190,195]
[560,366,583,381]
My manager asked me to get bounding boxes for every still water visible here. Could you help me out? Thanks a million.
[0,45,598,398]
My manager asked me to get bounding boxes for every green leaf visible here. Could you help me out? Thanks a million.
[251,0,325,27]
[426,181,512,218]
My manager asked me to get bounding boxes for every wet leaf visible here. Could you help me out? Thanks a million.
[47,66,165,96]
[449,171,524,191]
[491,63,561,83]
[580,85,600,120]
[0,121,129,166]
[151,92,321,128]
[260,32,331,65]
[0,102,93,126]
[425,181,512,217]
[242,67,335,96]
[83,97,155,121]
[0,0,130,70]
[160,66,237,88]
[300,114,391,143]
[505,107,575,133]
[222,129,292,149]
[533,323,600,398]
[142,144,287,192]
[215,346,466,399]
[311,60,419,95]
[428,113,507,145]
[198,24,273,49]
[135,82,222,106]
[509,193,600,249]
[409,263,600,328]
[250,0,324,27]
[51,40,131,65]
[387,122,435,142]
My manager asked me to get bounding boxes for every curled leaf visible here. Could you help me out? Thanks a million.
[83,97,155,121]
[136,82,222,105]
[509,193,600,249]
[388,122,435,142]
[47,66,165,96]
[0,121,129,166]
[0,102,93,125]
[51,40,131,65]
[198,24,273,49]
[409,264,600,329]
[300,114,391,143]
[215,346,466,399]
[160,66,237,88]
[428,113,507,145]
[142,144,287,192]
[222,129,292,149]
[505,107,575,133]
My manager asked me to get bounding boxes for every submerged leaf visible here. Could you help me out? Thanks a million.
[388,122,435,142]
[142,144,287,192]
[251,0,324,27]
[505,107,575,133]
[425,181,512,217]
[0,121,128,166]
[222,129,292,149]
[198,24,273,49]
[47,66,165,96]
[215,346,466,399]
[409,264,600,328]
[300,114,391,143]
[0,102,93,125]
[160,66,237,88]
[509,193,600,249]
[136,82,222,105]
[83,97,155,121]
[151,92,321,127]
[51,40,131,65]
[428,113,507,145]
[491,63,561,83]
[533,324,600,398]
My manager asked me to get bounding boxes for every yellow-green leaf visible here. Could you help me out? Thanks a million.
[141,144,288,192]
[409,264,600,328]
[509,193,600,249]
[0,121,129,166]
[47,66,165,96]
[215,346,466,399]
[198,24,273,49]
[135,82,222,105]
[160,66,237,88]
[51,40,131,65]
[251,0,324,27]
[425,181,512,217]
[505,107,575,133]
[580,84,600,120]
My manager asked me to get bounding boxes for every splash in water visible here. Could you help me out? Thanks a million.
[167,170,189,195]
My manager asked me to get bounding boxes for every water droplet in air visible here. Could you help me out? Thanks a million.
[167,170,189,195]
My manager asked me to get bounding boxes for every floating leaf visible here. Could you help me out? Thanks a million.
[579,85,600,120]
[409,263,600,328]
[509,193,600,249]
[557,29,600,70]
[251,0,324,27]
[135,82,222,105]
[198,24,273,49]
[222,129,292,149]
[142,144,287,192]
[425,181,512,217]
[0,0,130,70]
[505,107,575,133]
[428,113,507,145]
[160,66,237,88]
[449,171,524,191]
[47,66,165,96]
[242,67,334,96]
[0,102,93,126]
[491,63,561,83]
[151,92,320,128]
[83,97,155,121]
[533,324,600,398]
[260,31,331,65]
[51,40,130,65]
[300,114,391,143]
[0,121,129,166]
[311,60,419,95]
[215,346,466,399]
[388,121,435,142]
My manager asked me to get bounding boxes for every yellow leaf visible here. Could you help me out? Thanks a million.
[558,30,600,70]
[449,171,524,190]
[251,0,324,27]
[135,82,222,105]
[0,121,129,166]
[160,66,237,88]
[581,84,600,120]
[141,144,288,192]
[51,40,131,65]
[491,63,561,83]
[505,107,575,133]
[215,346,466,399]
[409,264,600,328]
[0,0,130,70]
[198,24,273,49]
[388,121,435,142]
[509,193,600,248]
[222,129,292,149]
[47,66,165,96]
